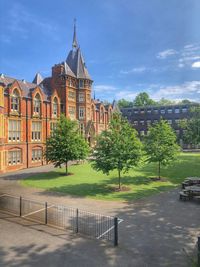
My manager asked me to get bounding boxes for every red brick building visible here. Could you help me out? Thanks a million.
[0,24,113,174]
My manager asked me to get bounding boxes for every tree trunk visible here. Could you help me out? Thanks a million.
[118,169,121,190]
[158,161,161,180]
[66,162,68,175]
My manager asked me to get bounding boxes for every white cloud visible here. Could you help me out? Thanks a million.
[115,90,138,100]
[192,61,200,68]
[93,84,118,92]
[152,81,200,100]
[120,67,146,74]
[157,49,177,59]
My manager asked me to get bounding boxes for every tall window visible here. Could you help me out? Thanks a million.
[11,89,20,112]
[8,150,21,165]
[32,121,42,141]
[32,149,42,162]
[79,93,84,102]
[33,94,41,115]
[50,122,57,136]
[53,98,58,116]
[68,91,75,100]
[8,120,21,142]
[79,107,85,119]
[80,123,84,136]
[79,79,84,88]
[68,106,76,119]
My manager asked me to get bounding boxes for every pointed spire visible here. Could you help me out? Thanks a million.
[94,90,96,100]
[32,72,43,85]
[72,18,78,49]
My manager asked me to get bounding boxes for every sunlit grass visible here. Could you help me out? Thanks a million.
[21,153,200,201]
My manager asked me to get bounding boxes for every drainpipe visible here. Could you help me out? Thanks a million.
[26,98,29,168]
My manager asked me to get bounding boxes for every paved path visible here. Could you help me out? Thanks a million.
[0,165,200,267]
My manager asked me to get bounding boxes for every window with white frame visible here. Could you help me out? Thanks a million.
[147,109,151,114]
[182,108,188,113]
[147,120,151,126]
[11,89,20,112]
[175,119,180,124]
[8,150,21,165]
[175,108,180,114]
[79,93,84,102]
[160,109,165,114]
[32,121,42,141]
[154,109,158,114]
[32,149,42,162]
[53,98,58,116]
[168,109,172,114]
[168,120,172,125]
[134,120,138,126]
[140,120,145,125]
[68,91,75,100]
[140,130,145,136]
[79,107,85,119]
[154,120,158,123]
[8,120,21,142]
[68,106,76,119]
[134,110,139,114]
[33,94,41,114]
[50,122,57,136]
[79,79,84,88]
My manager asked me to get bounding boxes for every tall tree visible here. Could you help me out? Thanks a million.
[45,115,89,175]
[133,92,156,106]
[117,98,133,108]
[145,120,180,179]
[180,106,200,146]
[92,113,143,190]
[157,98,175,105]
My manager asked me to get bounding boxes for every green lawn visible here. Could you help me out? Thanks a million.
[21,153,200,201]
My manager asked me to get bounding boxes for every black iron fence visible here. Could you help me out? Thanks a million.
[0,193,122,246]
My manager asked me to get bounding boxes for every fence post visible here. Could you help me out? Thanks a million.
[114,217,118,246]
[198,236,200,267]
[76,208,79,233]
[45,202,48,225]
[19,196,22,217]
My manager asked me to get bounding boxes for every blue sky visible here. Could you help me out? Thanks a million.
[1,0,200,102]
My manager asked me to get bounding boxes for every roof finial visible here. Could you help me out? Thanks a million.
[72,18,78,49]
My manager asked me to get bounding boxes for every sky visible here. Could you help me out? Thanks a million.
[0,0,200,103]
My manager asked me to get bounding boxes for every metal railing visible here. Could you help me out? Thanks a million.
[0,193,123,246]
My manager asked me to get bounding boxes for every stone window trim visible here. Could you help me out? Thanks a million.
[10,88,21,113]
[79,107,85,119]
[8,119,21,142]
[31,121,42,141]
[33,93,42,116]
[52,97,59,117]
[32,148,42,162]
[8,149,22,166]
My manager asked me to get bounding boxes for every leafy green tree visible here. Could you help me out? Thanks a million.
[92,113,143,190]
[117,98,133,108]
[157,98,175,106]
[133,92,156,106]
[45,115,89,175]
[145,120,180,179]
[180,106,200,146]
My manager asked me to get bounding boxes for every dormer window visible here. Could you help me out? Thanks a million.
[11,89,20,112]
[53,97,58,117]
[34,94,41,115]
[79,79,84,88]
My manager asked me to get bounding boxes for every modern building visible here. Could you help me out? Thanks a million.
[121,104,199,147]
[0,24,113,174]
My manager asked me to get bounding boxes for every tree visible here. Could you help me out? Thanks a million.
[117,98,133,108]
[180,106,200,146]
[157,98,175,106]
[145,120,180,179]
[45,115,89,175]
[92,113,143,190]
[133,92,156,106]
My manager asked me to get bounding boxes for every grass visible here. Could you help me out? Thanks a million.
[20,153,200,201]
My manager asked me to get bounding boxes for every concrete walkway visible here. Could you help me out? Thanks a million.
[0,165,199,267]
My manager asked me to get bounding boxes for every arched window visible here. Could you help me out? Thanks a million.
[34,94,41,114]
[53,97,58,116]
[11,89,20,112]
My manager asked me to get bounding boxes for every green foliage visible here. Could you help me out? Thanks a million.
[92,113,143,189]
[117,98,133,108]
[45,115,89,174]
[181,106,200,145]
[157,98,175,106]
[145,120,180,179]
[133,92,156,106]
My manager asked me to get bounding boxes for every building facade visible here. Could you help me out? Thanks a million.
[0,25,113,174]
[121,104,199,147]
